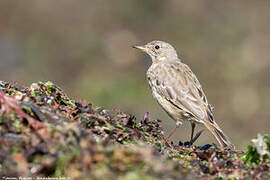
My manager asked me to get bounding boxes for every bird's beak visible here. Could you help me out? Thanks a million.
[132,45,147,52]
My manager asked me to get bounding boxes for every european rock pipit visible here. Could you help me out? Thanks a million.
[133,40,234,149]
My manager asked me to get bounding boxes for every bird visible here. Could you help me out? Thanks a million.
[133,40,234,149]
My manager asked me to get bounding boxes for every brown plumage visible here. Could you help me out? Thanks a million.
[134,40,234,149]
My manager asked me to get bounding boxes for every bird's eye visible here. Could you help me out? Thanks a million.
[155,45,160,50]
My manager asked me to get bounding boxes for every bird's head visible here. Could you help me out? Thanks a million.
[133,40,179,62]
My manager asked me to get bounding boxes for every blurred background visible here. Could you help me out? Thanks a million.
[1,0,270,149]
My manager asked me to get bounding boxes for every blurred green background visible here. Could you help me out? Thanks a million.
[1,0,270,149]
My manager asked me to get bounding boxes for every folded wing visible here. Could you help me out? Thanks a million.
[150,61,214,123]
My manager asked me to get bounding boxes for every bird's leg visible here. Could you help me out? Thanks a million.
[166,126,178,141]
[164,121,181,146]
[190,122,196,144]
[190,130,204,145]
[189,122,204,146]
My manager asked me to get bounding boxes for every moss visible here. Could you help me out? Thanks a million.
[12,118,22,133]
[54,155,68,176]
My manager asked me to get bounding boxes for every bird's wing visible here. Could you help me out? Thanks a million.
[149,61,214,123]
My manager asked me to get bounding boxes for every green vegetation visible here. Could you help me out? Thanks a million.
[242,134,270,166]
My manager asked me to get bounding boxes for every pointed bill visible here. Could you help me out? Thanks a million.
[132,45,147,51]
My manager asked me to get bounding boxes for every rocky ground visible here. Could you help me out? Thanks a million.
[0,81,269,179]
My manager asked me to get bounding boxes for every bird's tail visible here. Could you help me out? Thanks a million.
[203,121,234,149]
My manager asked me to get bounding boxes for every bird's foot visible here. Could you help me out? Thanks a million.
[178,130,204,148]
